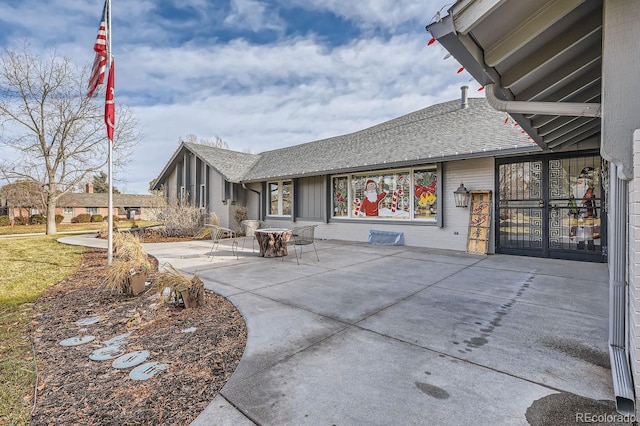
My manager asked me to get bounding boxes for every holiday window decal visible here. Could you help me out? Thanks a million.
[333,177,348,217]
[414,169,437,220]
[351,173,411,219]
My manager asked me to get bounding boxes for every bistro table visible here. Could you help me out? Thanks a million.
[254,228,292,257]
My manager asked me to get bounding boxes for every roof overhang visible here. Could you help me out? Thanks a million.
[239,145,540,183]
[427,0,602,153]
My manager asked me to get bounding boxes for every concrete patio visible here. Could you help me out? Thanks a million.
[60,234,618,425]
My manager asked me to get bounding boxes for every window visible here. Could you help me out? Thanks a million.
[413,168,438,220]
[331,166,438,222]
[199,184,206,209]
[86,207,98,215]
[267,180,292,216]
[63,208,73,215]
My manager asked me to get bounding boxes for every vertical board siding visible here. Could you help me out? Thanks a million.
[297,176,325,220]
[167,168,178,202]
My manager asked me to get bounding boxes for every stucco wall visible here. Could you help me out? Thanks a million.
[208,166,229,226]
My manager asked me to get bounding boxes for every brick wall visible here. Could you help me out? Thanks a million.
[630,129,640,400]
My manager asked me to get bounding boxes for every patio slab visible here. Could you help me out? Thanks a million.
[221,327,554,426]
[57,235,619,425]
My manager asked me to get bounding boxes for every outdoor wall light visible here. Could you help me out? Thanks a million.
[453,183,470,208]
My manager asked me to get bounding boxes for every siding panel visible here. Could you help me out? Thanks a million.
[297,176,325,220]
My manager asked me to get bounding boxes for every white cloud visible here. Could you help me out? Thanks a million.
[223,0,285,33]
[124,32,475,193]
[286,0,454,31]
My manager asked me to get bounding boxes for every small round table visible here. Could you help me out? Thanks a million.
[254,228,292,257]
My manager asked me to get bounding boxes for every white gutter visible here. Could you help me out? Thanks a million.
[485,83,601,117]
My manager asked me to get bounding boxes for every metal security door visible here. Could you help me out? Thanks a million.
[546,156,605,262]
[496,160,545,257]
[496,154,606,262]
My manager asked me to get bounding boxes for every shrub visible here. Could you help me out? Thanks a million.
[72,213,91,223]
[14,216,28,225]
[158,200,210,238]
[233,206,248,234]
[104,232,151,296]
[0,215,10,226]
[30,213,46,224]
[103,215,120,222]
[55,214,64,224]
[90,214,103,223]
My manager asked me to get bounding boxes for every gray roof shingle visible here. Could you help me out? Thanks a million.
[184,143,260,182]
[241,98,539,181]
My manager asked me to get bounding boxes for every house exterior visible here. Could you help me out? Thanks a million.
[56,185,163,222]
[155,92,551,254]
[151,0,640,415]
[154,92,609,256]
[426,0,640,415]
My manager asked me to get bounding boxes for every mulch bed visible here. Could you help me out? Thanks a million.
[29,247,247,425]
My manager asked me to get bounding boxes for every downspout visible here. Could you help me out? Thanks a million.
[608,163,636,415]
[242,183,262,220]
[485,84,602,117]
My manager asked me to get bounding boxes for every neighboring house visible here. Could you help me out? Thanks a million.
[426,0,640,416]
[0,181,45,222]
[56,184,163,222]
[1,182,164,223]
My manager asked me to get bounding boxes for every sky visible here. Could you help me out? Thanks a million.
[0,0,482,194]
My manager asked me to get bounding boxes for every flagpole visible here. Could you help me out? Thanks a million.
[107,0,113,265]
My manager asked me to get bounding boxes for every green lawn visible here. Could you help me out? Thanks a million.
[0,236,85,425]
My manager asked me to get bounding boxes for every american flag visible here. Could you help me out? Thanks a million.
[87,1,109,98]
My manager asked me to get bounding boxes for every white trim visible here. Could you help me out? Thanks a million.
[266,180,293,217]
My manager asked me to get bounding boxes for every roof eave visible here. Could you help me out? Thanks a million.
[427,14,548,150]
[151,142,188,190]
[240,145,540,182]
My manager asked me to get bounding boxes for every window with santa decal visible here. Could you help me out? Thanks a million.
[332,166,437,221]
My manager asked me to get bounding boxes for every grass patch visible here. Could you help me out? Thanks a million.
[0,236,85,425]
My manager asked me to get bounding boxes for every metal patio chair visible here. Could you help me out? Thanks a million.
[241,220,266,253]
[287,225,319,265]
[205,224,238,260]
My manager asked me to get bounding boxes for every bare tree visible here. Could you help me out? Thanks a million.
[0,43,140,234]
[182,133,229,149]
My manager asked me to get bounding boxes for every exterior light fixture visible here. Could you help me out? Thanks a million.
[453,183,470,208]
